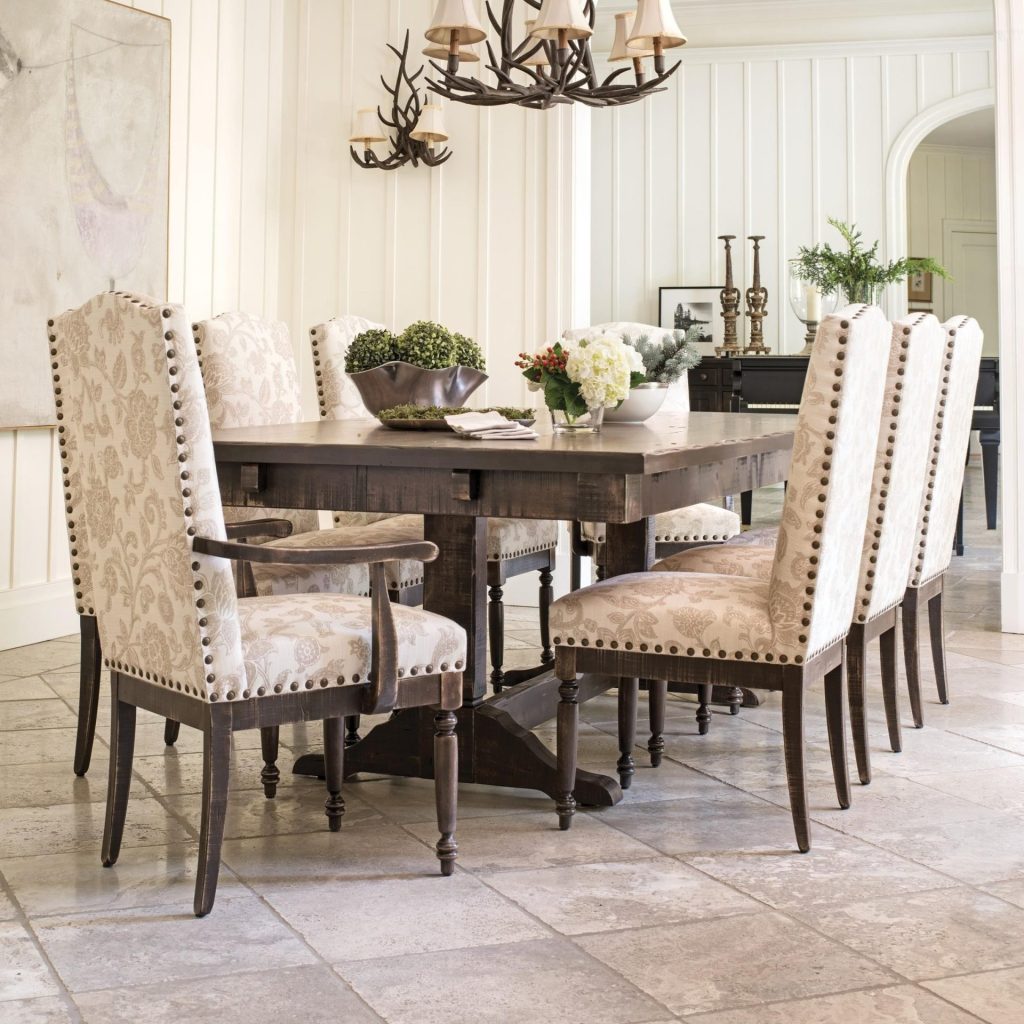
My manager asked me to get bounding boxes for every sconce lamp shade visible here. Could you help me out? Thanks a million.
[409,103,449,144]
[350,107,387,145]
[521,20,549,66]
[628,0,687,50]
[610,12,652,61]
[423,42,480,62]
[425,0,487,46]
[530,0,592,41]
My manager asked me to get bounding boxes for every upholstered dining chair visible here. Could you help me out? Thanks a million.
[902,316,983,724]
[548,306,891,850]
[654,312,948,784]
[310,314,560,693]
[49,292,464,917]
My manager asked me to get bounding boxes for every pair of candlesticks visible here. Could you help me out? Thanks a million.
[716,234,771,356]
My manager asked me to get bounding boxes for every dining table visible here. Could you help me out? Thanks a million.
[212,410,795,808]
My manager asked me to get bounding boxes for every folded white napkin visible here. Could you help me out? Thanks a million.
[445,410,538,441]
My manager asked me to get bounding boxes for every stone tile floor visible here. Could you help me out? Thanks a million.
[1,469,1022,1022]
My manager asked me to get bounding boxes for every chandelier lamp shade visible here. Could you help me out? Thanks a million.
[627,0,687,75]
[408,103,450,148]
[349,108,387,150]
[425,0,684,109]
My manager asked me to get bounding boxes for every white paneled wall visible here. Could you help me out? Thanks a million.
[591,38,994,351]
[0,0,289,650]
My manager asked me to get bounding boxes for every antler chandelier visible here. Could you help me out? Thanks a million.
[423,0,687,109]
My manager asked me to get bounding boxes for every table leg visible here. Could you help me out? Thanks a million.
[980,429,999,530]
[740,490,753,526]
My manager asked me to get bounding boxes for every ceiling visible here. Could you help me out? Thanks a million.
[922,108,996,149]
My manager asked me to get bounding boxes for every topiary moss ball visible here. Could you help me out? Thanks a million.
[345,328,398,373]
[453,332,486,371]
[394,321,459,370]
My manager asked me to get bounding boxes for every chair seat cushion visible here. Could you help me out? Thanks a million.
[653,544,776,581]
[581,504,740,546]
[727,526,780,547]
[237,593,467,695]
[486,518,559,560]
[550,572,780,662]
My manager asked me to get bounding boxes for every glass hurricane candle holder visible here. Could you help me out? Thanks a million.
[788,261,838,356]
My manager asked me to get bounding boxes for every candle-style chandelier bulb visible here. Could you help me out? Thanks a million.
[425,0,487,73]
[628,0,687,76]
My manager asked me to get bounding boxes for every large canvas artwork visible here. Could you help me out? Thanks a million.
[0,0,169,428]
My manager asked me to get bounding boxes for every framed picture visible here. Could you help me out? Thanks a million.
[907,264,933,303]
[908,305,933,314]
[658,286,723,353]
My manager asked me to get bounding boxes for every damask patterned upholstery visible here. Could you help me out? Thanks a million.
[581,504,740,546]
[551,306,891,664]
[910,317,984,588]
[50,293,466,703]
[309,316,560,561]
[654,313,947,628]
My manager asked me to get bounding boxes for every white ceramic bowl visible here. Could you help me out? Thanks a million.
[604,383,670,423]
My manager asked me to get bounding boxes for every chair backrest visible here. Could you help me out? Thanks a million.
[309,315,402,528]
[562,322,690,412]
[768,305,890,663]
[193,312,318,536]
[855,313,946,623]
[310,315,384,420]
[50,292,246,702]
[910,316,984,587]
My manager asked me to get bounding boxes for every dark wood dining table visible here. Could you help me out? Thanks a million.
[212,411,795,808]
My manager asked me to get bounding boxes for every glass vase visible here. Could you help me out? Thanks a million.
[843,282,884,307]
[550,405,605,433]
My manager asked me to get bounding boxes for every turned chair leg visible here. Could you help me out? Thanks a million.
[824,660,851,811]
[880,620,903,753]
[163,720,181,746]
[846,627,871,785]
[616,678,638,789]
[648,679,667,767]
[433,709,458,875]
[929,583,949,705]
[489,583,505,693]
[902,588,924,728]
[555,663,579,831]
[343,715,361,747]
[539,567,554,666]
[101,675,136,869]
[697,684,712,736]
[194,710,231,918]
[570,551,582,592]
[323,717,346,832]
[728,687,743,715]
[261,725,280,799]
[75,615,102,777]
[781,678,811,853]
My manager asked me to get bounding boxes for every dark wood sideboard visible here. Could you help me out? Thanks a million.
[689,355,1000,553]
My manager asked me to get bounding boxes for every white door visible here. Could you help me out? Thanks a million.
[945,226,999,355]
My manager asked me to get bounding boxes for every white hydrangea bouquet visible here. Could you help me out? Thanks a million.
[516,336,645,432]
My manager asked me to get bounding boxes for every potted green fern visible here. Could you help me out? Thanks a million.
[793,218,949,306]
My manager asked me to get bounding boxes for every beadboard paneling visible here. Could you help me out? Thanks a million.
[591,37,994,352]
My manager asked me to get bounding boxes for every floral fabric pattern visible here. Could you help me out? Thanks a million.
[654,544,776,581]
[912,317,984,587]
[237,592,467,694]
[581,504,740,546]
[51,293,247,702]
[310,315,382,421]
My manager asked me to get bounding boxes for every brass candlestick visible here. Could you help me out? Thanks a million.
[744,235,771,355]
[715,235,742,356]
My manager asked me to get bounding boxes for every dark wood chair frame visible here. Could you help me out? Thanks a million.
[100,536,462,917]
[557,640,851,852]
[902,573,948,724]
[72,518,294,777]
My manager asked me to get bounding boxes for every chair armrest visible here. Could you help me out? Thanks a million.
[192,536,439,566]
[224,518,294,541]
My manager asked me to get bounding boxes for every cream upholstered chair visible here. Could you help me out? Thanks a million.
[548,306,891,850]
[310,315,560,692]
[51,290,186,776]
[50,292,463,916]
[656,312,948,784]
[903,316,983,724]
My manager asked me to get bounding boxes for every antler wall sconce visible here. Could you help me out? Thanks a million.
[349,31,453,171]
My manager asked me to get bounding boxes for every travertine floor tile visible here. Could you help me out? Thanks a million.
[0,644,80,679]
[0,700,79,732]
[0,996,75,1023]
[73,965,382,1024]
[337,937,667,1024]
[914,764,1024,814]
[34,896,317,992]
[801,886,1024,981]
[0,921,60,1002]
[576,911,895,1016]
[0,759,147,809]
[132,747,281,798]
[0,728,99,768]
[925,966,1024,1024]
[482,857,758,935]
[350,775,548,822]
[0,677,59,702]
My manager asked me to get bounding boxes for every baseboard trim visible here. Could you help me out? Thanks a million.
[0,580,80,651]
[1001,571,1024,634]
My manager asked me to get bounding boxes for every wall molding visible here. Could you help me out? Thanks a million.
[0,580,79,651]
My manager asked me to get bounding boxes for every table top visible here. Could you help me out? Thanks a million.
[212,411,796,476]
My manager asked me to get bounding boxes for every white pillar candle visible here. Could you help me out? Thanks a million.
[805,283,821,322]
